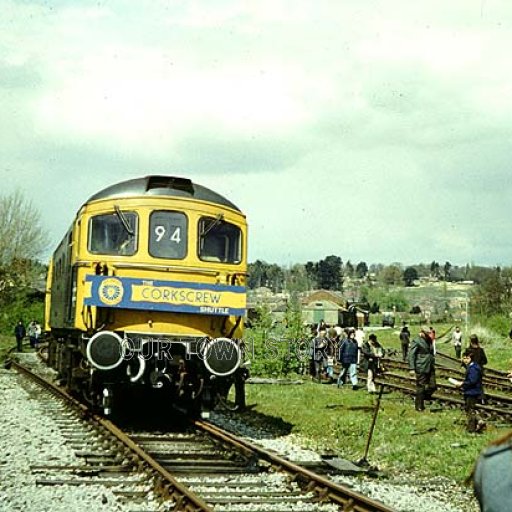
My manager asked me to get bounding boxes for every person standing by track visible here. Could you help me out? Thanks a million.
[468,334,487,370]
[324,328,338,383]
[429,325,437,355]
[312,329,327,382]
[337,329,359,390]
[408,326,437,411]
[361,333,384,393]
[399,322,411,361]
[34,321,42,347]
[459,348,484,433]
[14,320,26,352]
[28,320,38,349]
[452,326,463,359]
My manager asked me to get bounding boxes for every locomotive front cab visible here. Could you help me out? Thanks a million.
[55,176,248,415]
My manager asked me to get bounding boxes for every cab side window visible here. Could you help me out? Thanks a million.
[149,211,187,259]
[89,212,137,256]
[198,217,241,263]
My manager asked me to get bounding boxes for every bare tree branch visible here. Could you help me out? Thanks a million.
[0,189,49,265]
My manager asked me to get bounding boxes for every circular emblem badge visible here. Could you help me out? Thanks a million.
[98,277,124,306]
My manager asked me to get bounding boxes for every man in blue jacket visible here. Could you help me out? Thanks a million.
[337,329,359,390]
[460,348,484,433]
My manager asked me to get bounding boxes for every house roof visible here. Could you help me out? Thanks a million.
[302,290,346,307]
[303,299,344,311]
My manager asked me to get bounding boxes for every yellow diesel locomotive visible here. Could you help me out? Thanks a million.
[45,175,248,415]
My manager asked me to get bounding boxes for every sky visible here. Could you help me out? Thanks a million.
[1,0,511,268]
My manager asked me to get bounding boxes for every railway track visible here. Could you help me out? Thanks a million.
[377,351,512,422]
[384,351,512,391]
[8,356,396,512]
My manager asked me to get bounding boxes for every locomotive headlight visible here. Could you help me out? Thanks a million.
[86,331,126,371]
[202,338,241,377]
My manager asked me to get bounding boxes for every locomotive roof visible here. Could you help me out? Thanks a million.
[86,176,241,212]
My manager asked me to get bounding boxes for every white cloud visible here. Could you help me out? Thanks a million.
[2,0,512,266]
[34,47,310,155]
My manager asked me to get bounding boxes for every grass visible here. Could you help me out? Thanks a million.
[239,321,512,484]
[242,379,507,483]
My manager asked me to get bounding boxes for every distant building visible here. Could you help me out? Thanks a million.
[301,290,346,326]
[300,290,369,327]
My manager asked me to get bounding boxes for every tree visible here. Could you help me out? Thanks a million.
[472,267,512,316]
[316,255,343,290]
[247,260,285,291]
[369,263,384,276]
[304,256,343,291]
[305,261,318,290]
[466,265,494,284]
[403,266,418,287]
[284,292,305,341]
[443,261,452,281]
[379,264,403,286]
[0,191,48,322]
[355,261,368,278]
[430,261,440,278]
[266,264,284,292]
[284,264,309,293]
[248,260,268,288]
[0,190,48,265]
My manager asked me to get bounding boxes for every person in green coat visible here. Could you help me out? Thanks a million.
[408,326,437,411]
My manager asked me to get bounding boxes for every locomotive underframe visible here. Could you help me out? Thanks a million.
[47,329,247,416]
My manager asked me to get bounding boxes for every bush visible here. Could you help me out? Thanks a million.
[245,328,308,377]
[474,314,511,339]
[0,297,44,335]
[244,294,310,378]
[469,315,512,351]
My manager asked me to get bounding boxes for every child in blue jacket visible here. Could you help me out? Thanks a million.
[460,349,484,433]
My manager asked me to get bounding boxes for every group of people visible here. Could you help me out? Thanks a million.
[310,321,491,429]
[14,319,41,352]
[399,323,438,361]
[450,326,489,371]
[309,320,511,510]
[406,323,487,433]
[310,323,385,394]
